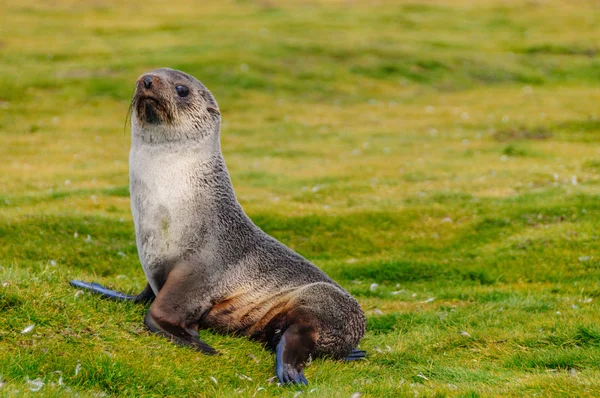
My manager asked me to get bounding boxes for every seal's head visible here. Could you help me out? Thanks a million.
[131,68,220,143]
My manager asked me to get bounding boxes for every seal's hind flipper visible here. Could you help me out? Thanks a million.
[344,348,367,361]
[70,280,136,300]
[144,311,217,355]
[70,280,155,303]
[275,324,315,385]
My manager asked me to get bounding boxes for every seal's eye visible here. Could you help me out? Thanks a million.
[176,85,189,97]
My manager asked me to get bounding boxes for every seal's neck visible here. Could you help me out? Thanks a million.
[130,118,221,150]
[130,123,237,202]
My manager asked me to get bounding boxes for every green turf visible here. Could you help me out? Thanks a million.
[1,0,600,396]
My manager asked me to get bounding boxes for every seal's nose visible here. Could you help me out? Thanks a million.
[143,75,153,89]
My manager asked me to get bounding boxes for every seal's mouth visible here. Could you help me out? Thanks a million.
[134,95,165,125]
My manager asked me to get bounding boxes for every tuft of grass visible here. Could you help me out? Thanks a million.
[502,144,530,157]
[493,126,553,142]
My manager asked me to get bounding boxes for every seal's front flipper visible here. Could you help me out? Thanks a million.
[70,280,155,303]
[344,348,367,361]
[275,324,315,385]
[143,265,216,355]
[144,310,217,355]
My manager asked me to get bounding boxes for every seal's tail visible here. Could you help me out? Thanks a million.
[344,348,367,361]
[70,280,155,303]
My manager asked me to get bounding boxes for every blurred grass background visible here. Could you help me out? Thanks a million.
[1,0,600,396]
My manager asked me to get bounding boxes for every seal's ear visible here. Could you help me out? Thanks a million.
[207,107,220,116]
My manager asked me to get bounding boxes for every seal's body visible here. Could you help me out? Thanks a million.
[71,68,366,384]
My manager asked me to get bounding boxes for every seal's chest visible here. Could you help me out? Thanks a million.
[135,160,193,215]
[130,151,201,259]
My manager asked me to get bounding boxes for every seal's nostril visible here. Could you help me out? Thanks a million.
[143,75,153,89]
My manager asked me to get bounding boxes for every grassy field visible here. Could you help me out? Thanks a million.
[1,0,600,396]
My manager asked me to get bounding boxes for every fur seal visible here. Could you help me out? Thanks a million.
[71,68,366,385]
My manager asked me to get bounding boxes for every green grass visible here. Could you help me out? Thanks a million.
[1,0,600,396]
